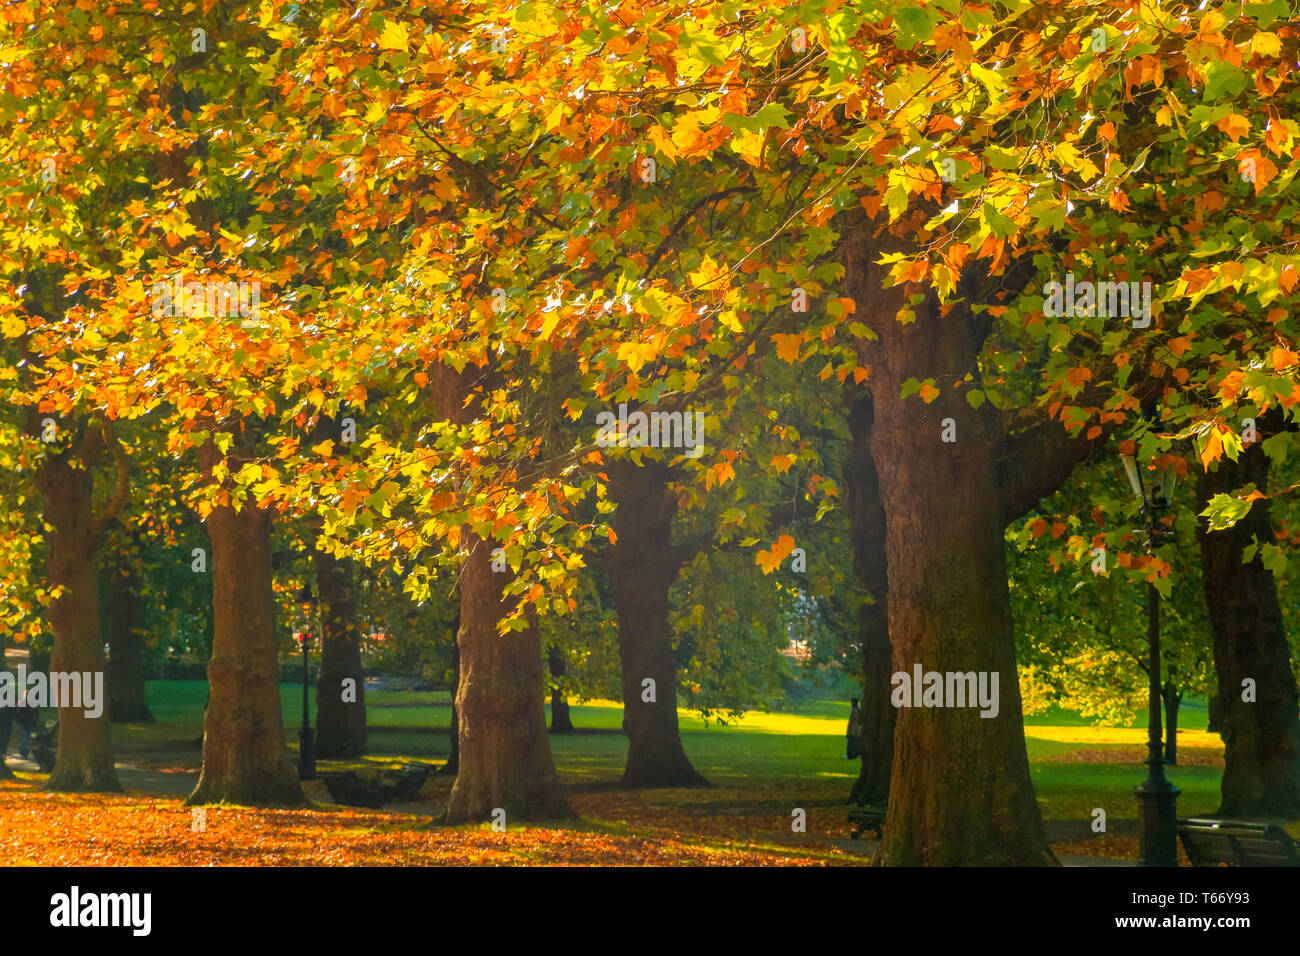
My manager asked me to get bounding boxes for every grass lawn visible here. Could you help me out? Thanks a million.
[6,680,1281,866]
[115,682,1227,817]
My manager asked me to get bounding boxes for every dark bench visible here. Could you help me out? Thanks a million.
[321,762,432,809]
[1177,818,1300,867]
[389,762,431,802]
[31,722,57,773]
[847,803,886,839]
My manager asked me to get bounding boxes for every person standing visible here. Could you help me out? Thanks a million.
[846,697,863,759]
[0,698,13,775]
[15,689,39,759]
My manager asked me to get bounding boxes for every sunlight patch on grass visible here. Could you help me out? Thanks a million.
[1027,726,1223,750]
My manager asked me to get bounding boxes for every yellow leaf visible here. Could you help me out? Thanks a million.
[616,341,655,373]
[1251,32,1281,58]
[1,313,26,337]
[379,20,409,52]
[545,100,565,132]
[647,124,677,160]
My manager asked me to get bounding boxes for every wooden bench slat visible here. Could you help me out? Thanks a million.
[1178,817,1300,867]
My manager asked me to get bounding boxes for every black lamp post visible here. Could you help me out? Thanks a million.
[1120,436,1180,866]
[296,584,316,781]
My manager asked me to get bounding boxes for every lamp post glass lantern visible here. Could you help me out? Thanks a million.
[296,584,316,781]
[1119,447,1180,866]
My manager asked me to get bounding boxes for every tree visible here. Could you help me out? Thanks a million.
[188,435,304,807]
[547,645,576,734]
[32,415,128,792]
[608,458,710,787]
[103,538,154,724]
[842,390,893,806]
[1197,417,1300,818]
[312,549,367,758]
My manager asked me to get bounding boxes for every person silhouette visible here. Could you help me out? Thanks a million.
[846,698,862,759]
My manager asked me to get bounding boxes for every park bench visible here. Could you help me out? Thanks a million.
[389,762,431,801]
[847,801,886,839]
[1177,818,1300,867]
[321,762,432,809]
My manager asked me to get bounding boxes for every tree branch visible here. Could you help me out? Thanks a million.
[89,421,131,543]
[998,415,1110,525]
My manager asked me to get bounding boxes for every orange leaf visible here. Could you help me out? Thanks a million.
[757,534,796,574]
[1272,347,1300,371]
[770,333,802,363]
[1200,427,1224,468]
[1215,113,1251,142]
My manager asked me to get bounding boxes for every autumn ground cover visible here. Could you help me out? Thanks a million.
[7,681,1285,866]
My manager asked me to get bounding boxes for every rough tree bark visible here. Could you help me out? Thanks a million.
[843,390,894,806]
[848,227,1055,865]
[106,554,153,723]
[433,362,569,821]
[312,550,366,758]
[609,459,709,789]
[1196,432,1300,819]
[547,645,576,734]
[189,440,304,807]
[442,534,571,821]
[36,421,126,792]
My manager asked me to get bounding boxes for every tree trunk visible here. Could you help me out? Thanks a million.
[440,632,460,775]
[844,390,894,807]
[1207,691,1223,736]
[189,443,303,806]
[37,454,122,793]
[443,535,571,822]
[547,645,576,734]
[1196,435,1300,819]
[106,557,153,723]
[609,460,709,789]
[312,550,366,758]
[1163,682,1181,765]
[848,233,1054,865]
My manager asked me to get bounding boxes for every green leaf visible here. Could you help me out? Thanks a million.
[1200,492,1252,531]
[1202,62,1247,101]
[893,6,940,50]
